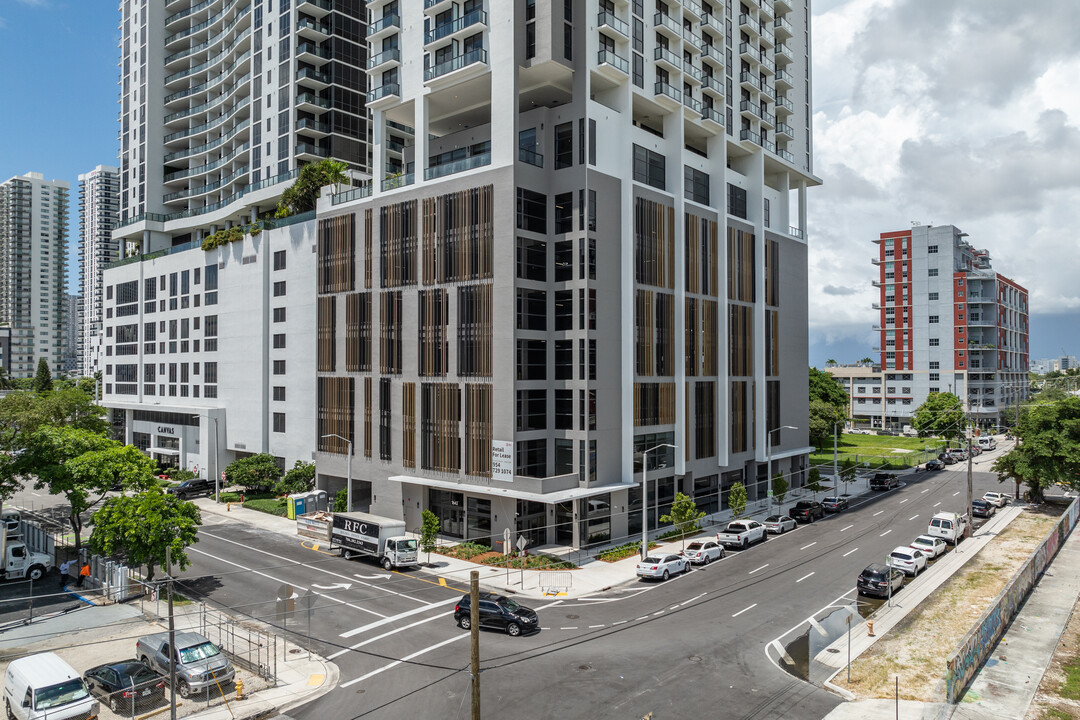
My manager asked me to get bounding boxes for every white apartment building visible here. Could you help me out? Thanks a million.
[112,0,371,255]
[99,217,316,480]
[0,172,70,378]
[78,164,121,377]
[830,225,1029,431]
[312,0,819,548]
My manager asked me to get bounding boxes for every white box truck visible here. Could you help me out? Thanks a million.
[328,512,419,570]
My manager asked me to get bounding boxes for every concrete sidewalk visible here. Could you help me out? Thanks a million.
[820,509,1080,720]
[194,473,895,599]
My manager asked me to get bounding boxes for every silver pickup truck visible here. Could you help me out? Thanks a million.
[135,632,235,698]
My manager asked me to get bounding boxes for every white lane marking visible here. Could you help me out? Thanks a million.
[31,493,41,497]
[200,530,427,604]
[670,605,680,610]
[340,596,461,639]
[880,529,892,537]
[681,593,707,606]
[340,635,466,688]
[327,610,453,660]
[873,511,884,517]
[732,603,757,618]
[589,624,605,629]
[770,639,795,665]
[612,620,628,625]
[842,547,858,557]
[533,600,564,611]
[636,616,648,622]
[749,564,769,575]
[921,489,931,494]
[800,542,817,550]
[953,492,961,496]
[934,502,942,508]
[909,515,919,521]
[653,610,664,616]
[188,547,386,619]
[840,524,854,532]
[796,572,815,583]
[561,626,579,630]
[899,499,909,505]
[809,617,828,637]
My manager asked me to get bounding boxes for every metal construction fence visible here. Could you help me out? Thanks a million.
[196,603,278,683]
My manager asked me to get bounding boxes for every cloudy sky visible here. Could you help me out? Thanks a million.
[806,0,1080,367]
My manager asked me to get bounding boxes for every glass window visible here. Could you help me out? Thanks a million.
[516,237,546,281]
[632,144,665,189]
[555,122,573,169]
[554,192,573,233]
[516,188,547,233]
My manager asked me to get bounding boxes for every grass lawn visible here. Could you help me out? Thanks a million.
[242,496,288,516]
[810,433,946,469]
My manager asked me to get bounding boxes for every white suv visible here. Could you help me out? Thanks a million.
[889,546,927,576]
[983,491,1009,507]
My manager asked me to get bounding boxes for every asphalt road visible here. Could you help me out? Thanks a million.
[173,450,1014,720]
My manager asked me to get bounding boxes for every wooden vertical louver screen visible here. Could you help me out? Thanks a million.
[363,376,372,458]
[635,290,654,376]
[730,380,747,453]
[421,383,461,473]
[765,239,779,306]
[380,200,418,288]
[364,209,373,289]
[634,197,675,289]
[709,221,719,297]
[316,377,353,454]
[458,284,492,377]
[418,289,449,377]
[402,382,416,469]
[345,292,372,372]
[766,309,780,376]
[379,290,403,374]
[685,297,698,377]
[702,299,718,376]
[422,185,494,285]
[685,215,701,294]
[318,214,355,293]
[729,304,753,376]
[465,383,492,477]
[633,382,676,426]
[317,296,336,372]
[728,227,755,302]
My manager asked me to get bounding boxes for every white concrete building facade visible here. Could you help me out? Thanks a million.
[100,216,317,481]
[78,164,121,377]
[0,172,70,378]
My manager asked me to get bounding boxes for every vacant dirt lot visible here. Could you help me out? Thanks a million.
[834,504,1062,701]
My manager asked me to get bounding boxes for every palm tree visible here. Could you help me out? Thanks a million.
[0,365,12,390]
[860,357,874,366]
[826,359,837,367]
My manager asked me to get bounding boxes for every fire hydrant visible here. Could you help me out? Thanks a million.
[867,619,875,637]
[235,677,244,700]
[227,502,232,511]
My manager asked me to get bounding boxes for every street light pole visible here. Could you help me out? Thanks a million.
[639,443,677,559]
[321,434,353,512]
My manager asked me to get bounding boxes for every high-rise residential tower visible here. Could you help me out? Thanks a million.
[0,172,69,378]
[830,224,1029,431]
[312,0,819,548]
[111,0,371,254]
[78,164,121,377]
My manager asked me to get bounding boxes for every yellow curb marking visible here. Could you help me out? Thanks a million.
[438,578,447,587]
[307,674,325,687]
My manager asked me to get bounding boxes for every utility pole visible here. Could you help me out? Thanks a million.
[966,423,974,540]
[833,423,839,486]
[166,547,177,720]
[470,570,480,720]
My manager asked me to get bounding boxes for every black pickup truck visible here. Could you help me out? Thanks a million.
[790,500,825,523]
[870,473,900,490]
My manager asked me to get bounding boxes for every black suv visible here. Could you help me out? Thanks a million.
[455,593,539,637]
[165,479,212,500]
[857,563,904,598]
[790,501,825,523]
[870,473,900,490]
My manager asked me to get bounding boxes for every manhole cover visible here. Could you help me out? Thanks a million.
[826,648,840,654]
[578,664,592,671]
[355,689,365,694]
[566,614,580,619]
[289,648,302,654]
[688,655,702,662]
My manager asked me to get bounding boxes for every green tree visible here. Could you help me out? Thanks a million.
[728,481,748,520]
[991,396,1080,503]
[809,366,849,407]
[89,490,201,582]
[275,460,316,495]
[806,467,823,497]
[420,509,440,564]
[660,492,706,552]
[32,358,53,394]
[224,453,282,492]
[333,488,348,512]
[274,158,349,217]
[809,399,847,448]
[771,473,789,510]
[860,357,875,367]
[911,391,966,442]
[0,387,107,452]
[839,458,858,492]
[0,365,13,390]
[5,427,157,556]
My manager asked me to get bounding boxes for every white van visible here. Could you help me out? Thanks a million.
[3,653,98,720]
[978,437,996,451]
[927,512,968,545]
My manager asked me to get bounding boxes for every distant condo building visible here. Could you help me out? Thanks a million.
[111,0,372,254]
[0,172,70,378]
[78,164,121,377]
[828,225,1029,431]
[311,0,820,548]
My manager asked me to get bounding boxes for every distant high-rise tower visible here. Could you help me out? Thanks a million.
[0,172,69,378]
[112,0,372,253]
[78,164,120,377]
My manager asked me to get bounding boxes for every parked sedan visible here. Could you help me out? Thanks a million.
[971,499,996,518]
[762,515,797,534]
[790,501,826,523]
[888,546,927,576]
[636,554,690,581]
[910,534,947,559]
[924,459,945,471]
[983,491,1009,507]
[857,563,905,598]
[938,453,958,465]
[683,540,725,565]
[455,592,539,636]
[83,660,165,713]
[822,496,849,513]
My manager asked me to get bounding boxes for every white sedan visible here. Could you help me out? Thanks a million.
[683,540,725,565]
[889,546,927,576]
[983,491,1010,508]
[762,515,797,534]
[636,554,690,581]
[910,535,947,559]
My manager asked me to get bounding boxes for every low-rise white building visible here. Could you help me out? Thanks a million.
[99,215,317,483]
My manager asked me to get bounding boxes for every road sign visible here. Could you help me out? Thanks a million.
[516,536,528,552]
[275,583,296,623]
[221,471,226,481]
[503,527,512,556]
[193,465,198,474]
[299,588,316,618]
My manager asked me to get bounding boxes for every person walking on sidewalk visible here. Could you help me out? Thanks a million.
[58,560,70,590]
[76,562,89,588]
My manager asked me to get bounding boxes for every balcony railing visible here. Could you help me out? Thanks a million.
[702,75,723,94]
[701,106,724,125]
[653,12,681,35]
[789,227,804,239]
[774,16,793,35]
[425,48,488,81]
[424,152,491,180]
[296,142,329,158]
[597,48,629,75]
[654,45,681,67]
[381,173,415,191]
[518,147,544,167]
[330,184,373,205]
[683,61,702,82]
[597,10,629,36]
[366,14,400,37]
[296,92,330,109]
[366,83,400,103]
[426,9,487,44]
[367,48,400,70]
[739,71,761,89]
[776,95,795,112]
[297,67,331,84]
[654,81,682,103]
[740,129,760,144]
[777,147,795,163]
[683,95,702,114]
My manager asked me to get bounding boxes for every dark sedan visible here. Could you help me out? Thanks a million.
[924,459,945,471]
[83,660,166,713]
[938,453,958,465]
[971,499,996,518]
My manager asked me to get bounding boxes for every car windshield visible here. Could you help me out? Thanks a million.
[178,642,220,663]
[863,571,885,580]
[500,598,523,613]
[687,543,703,550]
[722,524,744,532]
[397,539,418,551]
[642,556,661,564]
[118,664,158,683]
[34,680,89,710]
[890,552,911,560]
[764,516,781,523]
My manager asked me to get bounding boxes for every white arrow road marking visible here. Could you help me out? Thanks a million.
[312,583,353,591]
[353,573,393,580]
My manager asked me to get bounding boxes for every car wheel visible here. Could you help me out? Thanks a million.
[343,549,353,560]
[110,696,120,713]
[383,557,393,571]
[719,548,726,559]
[662,570,669,581]
[6,699,14,720]
[702,555,711,566]
[506,622,521,637]
[741,538,748,549]
[27,565,44,582]
[459,616,471,630]
[177,681,191,699]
